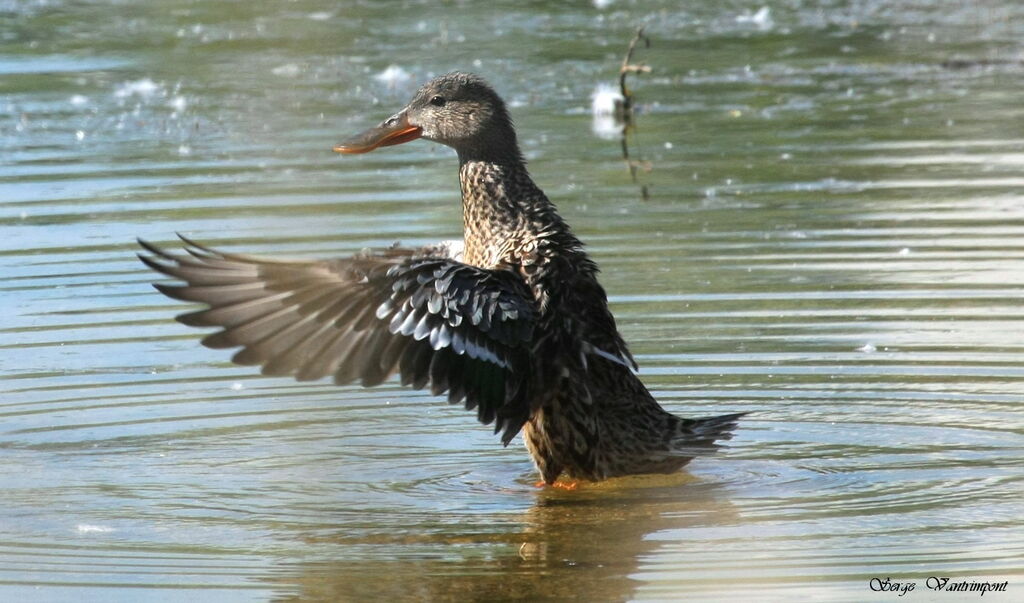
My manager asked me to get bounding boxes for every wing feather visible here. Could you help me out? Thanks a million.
[139,236,537,443]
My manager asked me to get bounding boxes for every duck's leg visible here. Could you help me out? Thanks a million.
[523,417,564,486]
[531,459,564,486]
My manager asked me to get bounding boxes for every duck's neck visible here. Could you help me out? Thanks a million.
[457,157,580,269]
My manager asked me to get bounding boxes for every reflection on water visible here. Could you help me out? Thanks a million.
[273,474,736,602]
[3,0,1024,600]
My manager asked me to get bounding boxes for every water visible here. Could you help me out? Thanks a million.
[2,1,1023,600]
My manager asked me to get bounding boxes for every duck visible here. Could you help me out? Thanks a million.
[138,72,746,486]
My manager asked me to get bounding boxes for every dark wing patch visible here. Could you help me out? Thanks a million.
[138,236,536,444]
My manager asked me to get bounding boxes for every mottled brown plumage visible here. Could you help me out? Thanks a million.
[139,72,746,485]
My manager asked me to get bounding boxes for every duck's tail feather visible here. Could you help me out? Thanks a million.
[668,411,750,457]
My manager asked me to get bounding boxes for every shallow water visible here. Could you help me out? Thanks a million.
[2,1,1023,601]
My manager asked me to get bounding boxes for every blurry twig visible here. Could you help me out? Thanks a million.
[618,26,651,200]
[618,25,651,118]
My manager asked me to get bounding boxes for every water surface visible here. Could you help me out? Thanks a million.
[2,1,1023,600]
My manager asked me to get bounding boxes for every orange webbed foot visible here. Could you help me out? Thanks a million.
[535,479,579,491]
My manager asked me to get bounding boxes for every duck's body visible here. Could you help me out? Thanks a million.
[140,72,745,484]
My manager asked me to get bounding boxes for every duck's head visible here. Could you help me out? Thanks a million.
[334,72,520,162]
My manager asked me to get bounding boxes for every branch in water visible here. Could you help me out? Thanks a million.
[619,25,651,115]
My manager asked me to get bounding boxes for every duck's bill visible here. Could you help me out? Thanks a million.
[333,113,422,154]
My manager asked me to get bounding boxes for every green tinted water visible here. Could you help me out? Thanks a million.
[2,1,1023,600]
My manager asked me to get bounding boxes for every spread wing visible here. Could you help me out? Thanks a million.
[138,236,536,444]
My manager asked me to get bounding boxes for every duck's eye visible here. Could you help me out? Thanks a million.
[429,95,446,107]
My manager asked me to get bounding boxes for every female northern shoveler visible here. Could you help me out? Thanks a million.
[139,72,746,485]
